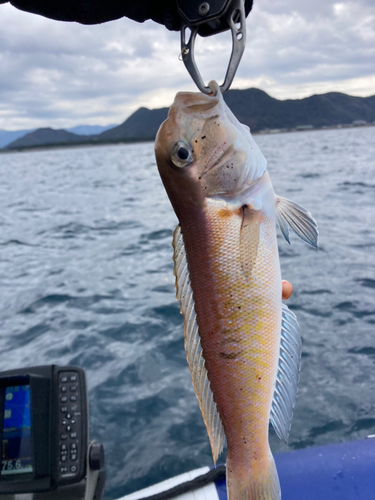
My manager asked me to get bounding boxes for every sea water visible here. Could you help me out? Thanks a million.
[0,126,374,499]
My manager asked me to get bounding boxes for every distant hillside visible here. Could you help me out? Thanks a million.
[223,89,375,130]
[67,124,117,135]
[4,128,94,150]
[99,107,169,141]
[3,89,374,151]
[0,129,35,149]
[0,125,117,149]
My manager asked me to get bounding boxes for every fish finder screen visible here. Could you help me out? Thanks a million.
[1,385,33,475]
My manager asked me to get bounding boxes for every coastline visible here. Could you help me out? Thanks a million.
[0,123,373,155]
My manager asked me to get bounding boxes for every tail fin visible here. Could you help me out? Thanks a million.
[226,454,281,500]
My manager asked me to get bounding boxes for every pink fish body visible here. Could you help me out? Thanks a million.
[155,82,318,500]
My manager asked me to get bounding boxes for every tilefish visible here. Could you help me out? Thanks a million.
[154,81,318,500]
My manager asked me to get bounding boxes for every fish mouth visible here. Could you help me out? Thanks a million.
[173,89,221,117]
[185,100,219,113]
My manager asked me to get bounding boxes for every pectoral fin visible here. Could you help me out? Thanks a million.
[270,304,302,443]
[172,225,226,463]
[276,196,318,248]
[240,206,261,280]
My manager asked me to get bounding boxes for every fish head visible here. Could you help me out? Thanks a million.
[155,82,267,216]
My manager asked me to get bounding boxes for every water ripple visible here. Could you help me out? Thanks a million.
[0,129,374,499]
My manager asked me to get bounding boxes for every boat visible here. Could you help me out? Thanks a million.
[118,437,375,500]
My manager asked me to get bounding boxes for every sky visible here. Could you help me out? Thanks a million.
[0,0,374,130]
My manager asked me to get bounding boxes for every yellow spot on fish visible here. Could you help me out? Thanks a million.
[217,208,233,218]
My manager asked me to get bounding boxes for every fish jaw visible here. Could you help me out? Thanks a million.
[154,87,267,218]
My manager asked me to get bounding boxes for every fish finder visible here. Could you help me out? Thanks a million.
[0,365,105,499]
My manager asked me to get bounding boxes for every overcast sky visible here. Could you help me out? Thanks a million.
[1,0,374,130]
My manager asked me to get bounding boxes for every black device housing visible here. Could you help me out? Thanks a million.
[177,0,247,37]
[0,365,88,494]
[0,0,253,31]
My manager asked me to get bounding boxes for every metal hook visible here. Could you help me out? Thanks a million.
[180,0,246,94]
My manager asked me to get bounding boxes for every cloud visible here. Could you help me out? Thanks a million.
[0,0,374,130]
[235,1,375,93]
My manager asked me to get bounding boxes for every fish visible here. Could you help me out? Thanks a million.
[154,81,318,500]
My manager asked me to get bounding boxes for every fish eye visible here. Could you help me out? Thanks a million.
[171,141,193,168]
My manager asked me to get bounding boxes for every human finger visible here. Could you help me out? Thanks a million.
[282,280,293,300]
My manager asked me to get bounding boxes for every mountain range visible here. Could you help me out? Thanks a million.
[0,124,116,149]
[2,89,374,151]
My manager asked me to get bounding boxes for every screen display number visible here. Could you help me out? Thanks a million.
[2,460,23,471]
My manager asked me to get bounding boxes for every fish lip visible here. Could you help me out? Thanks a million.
[208,80,221,96]
[173,89,222,117]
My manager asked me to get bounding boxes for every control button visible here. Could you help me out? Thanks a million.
[70,405,78,412]
[61,455,67,462]
[60,406,67,413]
[62,419,67,426]
[66,425,72,432]
[60,433,68,440]
[71,432,77,439]
[60,396,67,403]
[70,465,77,473]
[60,386,67,393]
[70,395,77,402]
[60,376,68,383]
[61,444,67,451]
[60,467,68,473]
[71,419,76,425]
[70,385,77,392]
[71,453,77,461]
[66,413,71,419]
[70,375,77,382]
[61,450,68,456]
[71,443,77,450]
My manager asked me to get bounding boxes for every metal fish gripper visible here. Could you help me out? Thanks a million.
[178,0,247,94]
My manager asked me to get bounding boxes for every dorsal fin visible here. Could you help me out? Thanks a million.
[172,225,226,463]
[276,196,318,248]
[270,304,302,443]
